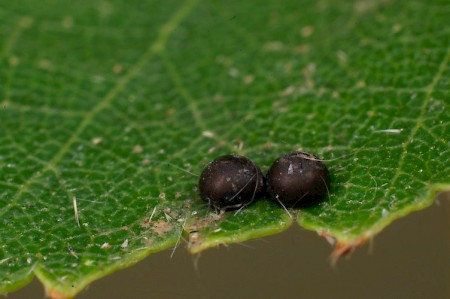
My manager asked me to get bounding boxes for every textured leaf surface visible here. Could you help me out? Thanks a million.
[0,0,448,297]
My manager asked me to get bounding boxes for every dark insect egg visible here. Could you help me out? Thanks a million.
[199,155,264,210]
[266,151,330,207]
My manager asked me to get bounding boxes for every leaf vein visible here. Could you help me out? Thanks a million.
[0,0,200,218]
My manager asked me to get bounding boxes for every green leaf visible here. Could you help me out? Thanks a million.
[1,0,448,297]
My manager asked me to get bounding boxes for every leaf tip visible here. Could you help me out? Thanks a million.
[45,288,72,299]
[330,237,368,265]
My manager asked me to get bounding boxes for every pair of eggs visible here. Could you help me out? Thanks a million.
[198,151,330,210]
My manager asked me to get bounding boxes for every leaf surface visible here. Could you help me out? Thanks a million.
[0,0,448,297]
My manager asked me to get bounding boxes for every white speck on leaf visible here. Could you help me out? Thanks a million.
[243,75,254,84]
[100,243,111,249]
[202,130,215,138]
[68,244,79,259]
[373,128,403,134]
[133,145,143,154]
[337,50,348,64]
[91,137,103,145]
[356,80,366,88]
[228,67,239,77]
[164,212,172,222]
[84,260,94,266]
[109,256,121,261]
[280,85,295,97]
[120,239,129,249]
[73,197,80,227]
[148,206,157,222]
